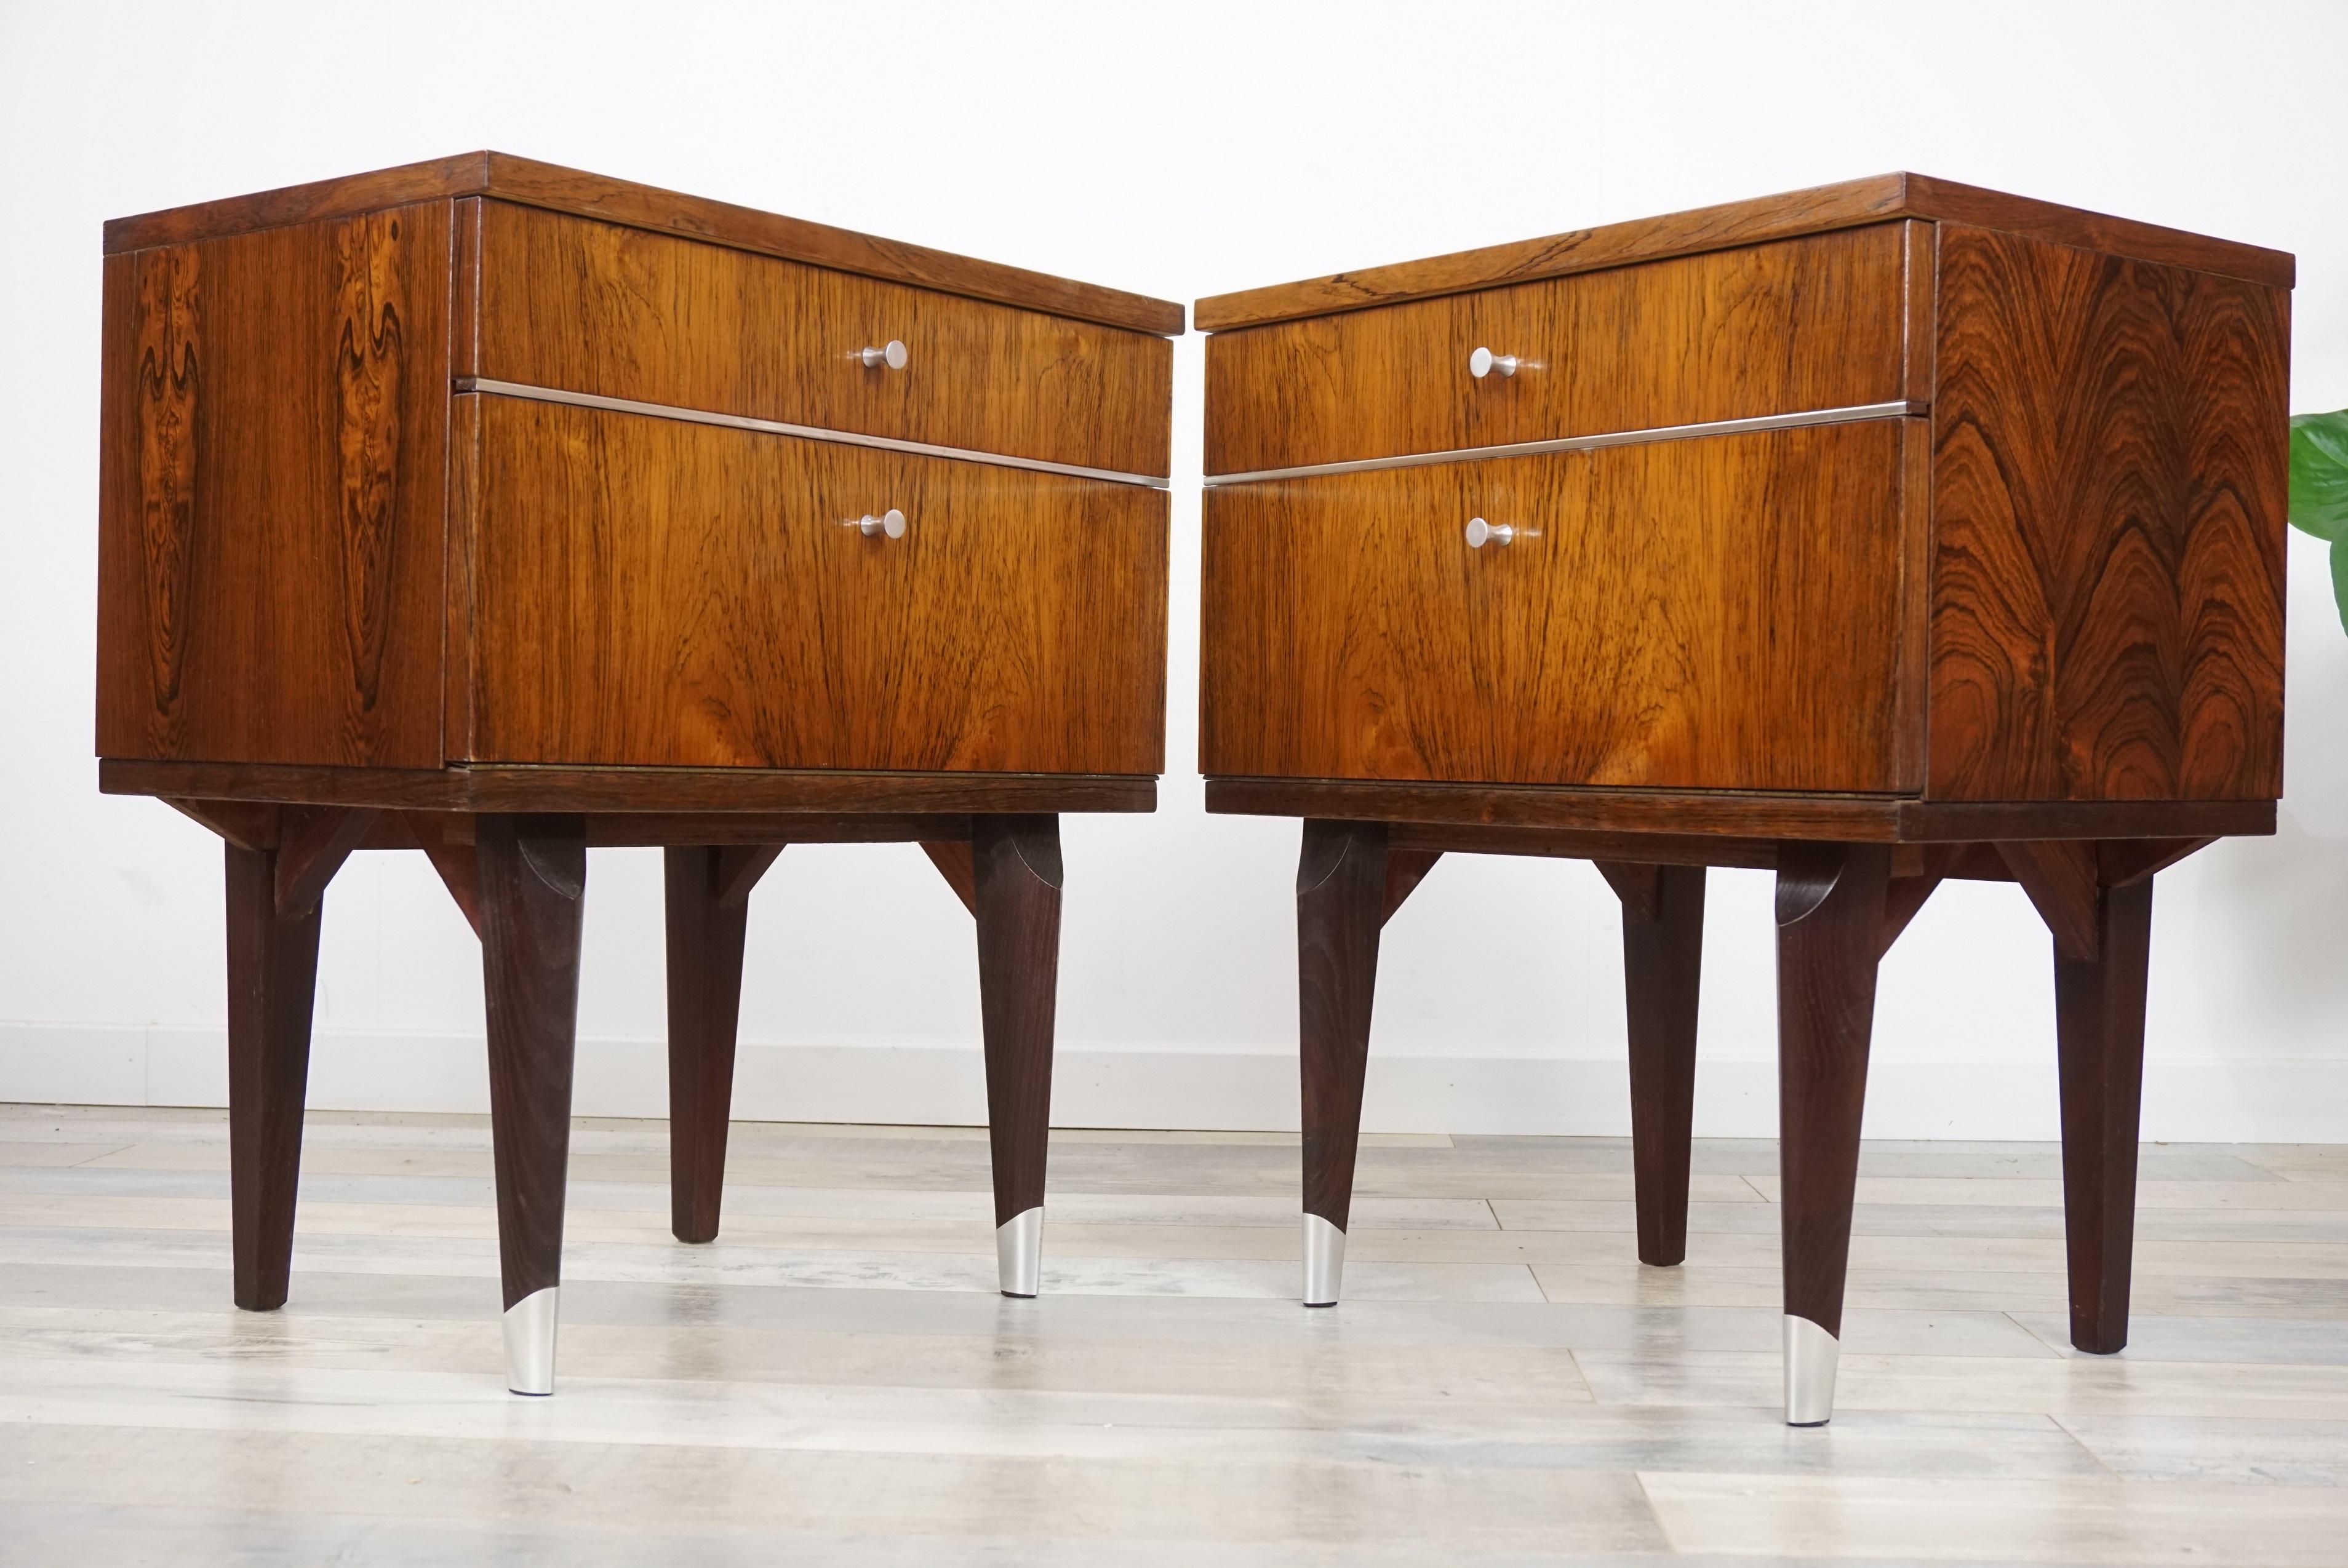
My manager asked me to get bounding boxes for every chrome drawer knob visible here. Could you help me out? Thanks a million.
[859,340,909,370]
[852,508,908,539]
[1468,346,1520,380]
[1465,517,1517,548]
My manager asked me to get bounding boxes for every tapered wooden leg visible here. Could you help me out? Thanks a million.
[1775,840,1890,1425]
[224,842,323,1311]
[1604,862,1706,1267]
[664,845,781,1244]
[1298,818,1388,1307]
[973,814,1062,1298]
[2056,875,2154,1355]
[477,814,587,1395]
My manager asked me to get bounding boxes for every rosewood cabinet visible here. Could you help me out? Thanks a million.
[97,153,1180,1394]
[1196,173,2291,1424]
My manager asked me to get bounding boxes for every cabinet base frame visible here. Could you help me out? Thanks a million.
[158,786,1098,1398]
[1209,777,2272,845]
[1274,810,2196,1426]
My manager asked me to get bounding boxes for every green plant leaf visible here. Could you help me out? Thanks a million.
[2333,536,2348,637]
[2290,409,2348,541]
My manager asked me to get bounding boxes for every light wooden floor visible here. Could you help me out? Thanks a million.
[2,1106,2346,1564]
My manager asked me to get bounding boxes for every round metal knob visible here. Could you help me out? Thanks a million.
[1464,517,1516,549]
[860,340,909,370]
[857,508,908,539]
[1469,346,1520,380]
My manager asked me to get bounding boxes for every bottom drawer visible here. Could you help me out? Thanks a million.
[1200,419,1921,792]
[461,396,1168,773]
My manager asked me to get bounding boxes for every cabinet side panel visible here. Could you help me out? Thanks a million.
[95,252,148,755]
[1928,225,2288,801]
[95,201,454,768]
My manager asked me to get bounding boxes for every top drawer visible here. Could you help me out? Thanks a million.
[1204,222,1917,477]
[473,201,1173,479]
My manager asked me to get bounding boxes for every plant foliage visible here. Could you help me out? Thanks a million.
[2289,409,2348,634]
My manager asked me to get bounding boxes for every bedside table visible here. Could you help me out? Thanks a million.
[97,153,1180,1393]
[1195,174,2290,1424]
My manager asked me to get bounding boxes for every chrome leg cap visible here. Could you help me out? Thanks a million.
[1302,1212,1347,1307]
[1783,1313,1840,1426]
[503,1286,559,1396]
[997,1207,1043,1298]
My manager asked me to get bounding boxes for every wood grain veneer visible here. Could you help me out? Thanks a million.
[1194,172,2291,330]
[1204,224,1910,475]
[477,202,1172,477]
[106,151,1186,336]
[463,397,1168,774]
[1925,225,2290,802]
[1201,420,1918,792]
[98,159,1175,813]
[1202,216,2288,813]
[97,202,452,768]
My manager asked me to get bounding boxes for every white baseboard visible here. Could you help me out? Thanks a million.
[2,1022,2342,1142]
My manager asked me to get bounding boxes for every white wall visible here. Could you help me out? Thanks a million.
[3,1,2344,1140]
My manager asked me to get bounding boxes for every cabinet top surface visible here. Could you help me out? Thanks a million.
[1192,172,2294,332]
[102,150,1186,338]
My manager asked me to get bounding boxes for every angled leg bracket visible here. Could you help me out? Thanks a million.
[920,840,978,917]
[1999,840,2102,962]
[274,806,377,918]
[1381,849,1443,925]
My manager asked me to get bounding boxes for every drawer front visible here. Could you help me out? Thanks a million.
[461,396,1168,773]
[474,202,1173,479]
[1200,420,1920,792]
[1205,223,1913,477]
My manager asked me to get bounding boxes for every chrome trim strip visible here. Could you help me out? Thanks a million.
[458,378,1171,489]
[1202,401,1928,486]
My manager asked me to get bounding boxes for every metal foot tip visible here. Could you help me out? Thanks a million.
[1783,1312,1840,1427]
[1301,1213,1347,1307]
[996,1207,1043,1298]
[503,1286,559,1397]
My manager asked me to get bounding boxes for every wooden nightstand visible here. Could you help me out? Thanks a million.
[97,153,1180,1393]
[1195,174,2291,1424]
